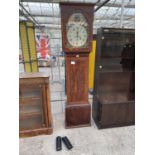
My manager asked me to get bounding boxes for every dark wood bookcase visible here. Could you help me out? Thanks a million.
[92,28,135,129]
[19,72,53,137]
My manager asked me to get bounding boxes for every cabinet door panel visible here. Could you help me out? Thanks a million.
[19,85,45,130]
[98,72,134,103]
[101,102,135,126]
[94,29,135,97]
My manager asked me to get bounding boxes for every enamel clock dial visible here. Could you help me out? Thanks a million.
[66,13,88,48]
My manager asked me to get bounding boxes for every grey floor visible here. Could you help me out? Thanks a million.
[19,113,135,155]
[19,65,135,155]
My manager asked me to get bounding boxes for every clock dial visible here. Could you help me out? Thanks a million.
[67,25,88,47]
[66,13,88,48]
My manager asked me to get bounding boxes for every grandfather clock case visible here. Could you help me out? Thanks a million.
[60,3,94,128]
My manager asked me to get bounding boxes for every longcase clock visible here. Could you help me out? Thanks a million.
[60,2,94,128]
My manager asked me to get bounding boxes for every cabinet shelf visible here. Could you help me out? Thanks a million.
[19,97,41,105]
[20,112,42,120]
[20,96,41,100]
[20,91,41,98]
[19,106,42,115]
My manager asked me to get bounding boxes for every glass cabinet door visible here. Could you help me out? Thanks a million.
[19,85,45,130]
[97,30,135,104]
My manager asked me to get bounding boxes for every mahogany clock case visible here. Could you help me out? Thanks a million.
[19,73,53,137]
[92,28,135,129]
[60,2,94,128]
[60,2,94,53]
[65,53,90,128]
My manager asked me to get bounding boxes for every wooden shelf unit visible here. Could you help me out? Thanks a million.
[19,72,53,137]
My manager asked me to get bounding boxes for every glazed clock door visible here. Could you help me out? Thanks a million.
[66,13,88,48]
[60,2,94,53]
[19,85,45,130]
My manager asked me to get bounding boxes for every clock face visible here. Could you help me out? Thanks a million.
[67,24,88,47]
[66,13,88,48]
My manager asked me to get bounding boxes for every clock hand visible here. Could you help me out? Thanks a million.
[76,29,78,45]
[77,29,79,44]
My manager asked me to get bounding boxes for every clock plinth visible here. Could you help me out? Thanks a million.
[65,103,91,128]
[60,2,94,128]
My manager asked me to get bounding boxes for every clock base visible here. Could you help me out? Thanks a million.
[65,103,91,128]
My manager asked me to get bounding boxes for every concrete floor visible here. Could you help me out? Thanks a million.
[20,112,135,155]
[19,66,135,155]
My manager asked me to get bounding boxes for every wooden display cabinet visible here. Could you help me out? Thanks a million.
[92,28,135,129]
[19,72,53,137]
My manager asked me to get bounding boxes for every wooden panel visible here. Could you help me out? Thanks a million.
[45,82,52,127]
[65,104,91,128]
[66,55,89,104]
[92,99,135,129]
[19,78,47,85]
[98,72,135,103]
[20,128,52,137]
[100,102,135,128]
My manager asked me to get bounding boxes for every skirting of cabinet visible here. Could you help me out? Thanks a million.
[19,127,53,137]
[65,103,91,128]
[94,119,134,129]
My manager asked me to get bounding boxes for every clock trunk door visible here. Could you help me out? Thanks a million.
[66,55,88,104]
